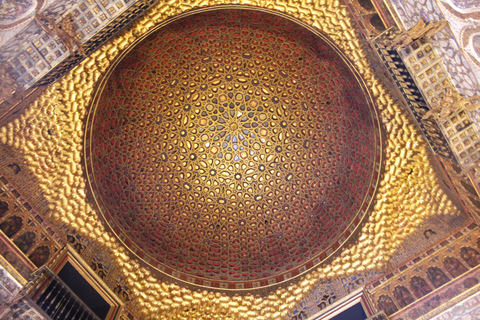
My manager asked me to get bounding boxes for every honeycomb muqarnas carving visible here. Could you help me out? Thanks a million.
[86,9,381,289]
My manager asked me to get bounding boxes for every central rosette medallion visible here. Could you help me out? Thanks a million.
[85,9,382,289]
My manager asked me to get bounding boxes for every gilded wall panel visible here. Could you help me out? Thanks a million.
[369,226,480,319]
[287,271,378,319]
[288,212,469,319]
[0,172,64,274]
[396,266,480,319]
[64,228,135,304]
[0,144,49,216]
[431,286,480,319]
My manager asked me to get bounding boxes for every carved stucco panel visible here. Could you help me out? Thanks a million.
[432,28,480,97]
[387,0,444,30]
[436,0,480,87]
[387,0,480,97]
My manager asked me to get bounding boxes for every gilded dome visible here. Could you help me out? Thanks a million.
[85,9,382,290]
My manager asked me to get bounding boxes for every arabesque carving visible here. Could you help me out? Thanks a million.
[0,64,19,105]
[385,18,448,50]
[459,162,480,186]
[423,85,480,122]
[35,13,85,57]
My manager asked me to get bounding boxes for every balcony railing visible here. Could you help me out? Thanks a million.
[5,266,101,320]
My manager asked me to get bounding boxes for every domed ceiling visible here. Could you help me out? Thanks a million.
[85,9,382,290]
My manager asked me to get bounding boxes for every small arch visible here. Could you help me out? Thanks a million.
[410,276,432,298]
[444,257,468,278]
[424,229,437,239]
[427,266,450,288]
[0,200,8,218]
[393,285,415,308]
[377,294,398,316]
[28,246,50,267]
[0,216,23,238]
[14,231,37,254]
[460,246,480,268]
